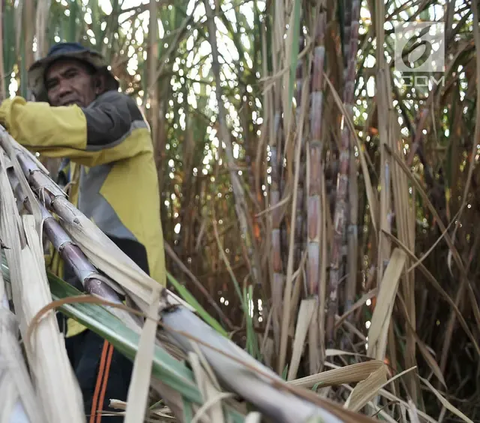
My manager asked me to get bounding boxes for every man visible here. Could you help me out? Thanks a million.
[0,43,166,422]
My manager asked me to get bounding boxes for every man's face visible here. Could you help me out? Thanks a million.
[45,59,98,107]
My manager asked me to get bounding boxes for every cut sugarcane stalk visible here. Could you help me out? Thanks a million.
[0,128,378,423]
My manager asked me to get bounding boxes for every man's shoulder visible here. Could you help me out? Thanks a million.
[93,90,135,106]
[91,90,146,123]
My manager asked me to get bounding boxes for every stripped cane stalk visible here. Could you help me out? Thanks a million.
[326,0,361,345]
[10,149,166,315]
[262,9,284,353]
[6,162,127,310]
[162,307,344,423]
[36,202,142,332]
[307,1,327,371]
[270,79,285,354]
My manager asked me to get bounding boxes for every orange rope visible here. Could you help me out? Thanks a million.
[89,340,109,423]
[96,343,114,423]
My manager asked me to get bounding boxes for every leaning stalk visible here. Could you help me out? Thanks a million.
[162,307,343,423]
[37,202,142,332]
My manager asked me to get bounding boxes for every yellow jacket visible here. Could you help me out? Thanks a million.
[0,91,166,288]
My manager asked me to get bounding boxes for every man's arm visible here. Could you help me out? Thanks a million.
[0,91,152,167]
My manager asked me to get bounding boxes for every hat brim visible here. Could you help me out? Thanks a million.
[28,50,119,102]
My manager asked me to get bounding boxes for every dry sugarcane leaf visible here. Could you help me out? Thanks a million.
[325,349,366,358]
[334,289,378,329]
[420,377,474,423]
[125,292,160,423]
[287,298,316,381]
[0,373,17,423]
[289,360,385,388]
[191,393,234,423]
[0,148,84,423]
[1,129,49,174]
[21,216,85,423]
[321,363,438,423]
[367,248,406,360]
[407,399,421,423]
[245,412,262,423]
[0,134,43,245]
[343,362,388,412]
[189,352,226,423]
[0,308,45,423]
[397,294,446,387]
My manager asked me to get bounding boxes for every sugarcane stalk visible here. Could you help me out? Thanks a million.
[308,2,326,299]
[2,132,353,423]
[326,0,360,346]
[162,306,344,423]
[306,1,328,372]
[294,32,306,269]
[268,24,286,356]
[39,203,143,332]
[345,0,360,326]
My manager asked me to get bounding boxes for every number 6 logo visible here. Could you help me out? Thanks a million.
[394,22,445,73]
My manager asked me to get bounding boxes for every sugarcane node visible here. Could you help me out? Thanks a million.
[162,303,181,314]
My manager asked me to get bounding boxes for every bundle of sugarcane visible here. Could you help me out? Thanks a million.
[0,126,379,423]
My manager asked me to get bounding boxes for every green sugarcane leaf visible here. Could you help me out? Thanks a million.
[46,270,203,403]
[288,0,301,105]
[46,272,245,422]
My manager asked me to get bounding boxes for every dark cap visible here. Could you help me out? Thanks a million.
[28,42,119,102]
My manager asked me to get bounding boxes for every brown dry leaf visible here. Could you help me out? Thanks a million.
[420,377,474,423]
[367,248,406,360]
[124,292,160,423]
[397,295,446,387]
[287,298,316,381]
[189,351,226,423]
[290,360,385,388]
[0,307,45,423]
[344,363,388,412]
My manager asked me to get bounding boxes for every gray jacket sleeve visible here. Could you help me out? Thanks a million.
[81,91,146,148]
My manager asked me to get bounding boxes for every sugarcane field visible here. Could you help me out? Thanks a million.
[0,0,478,422]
